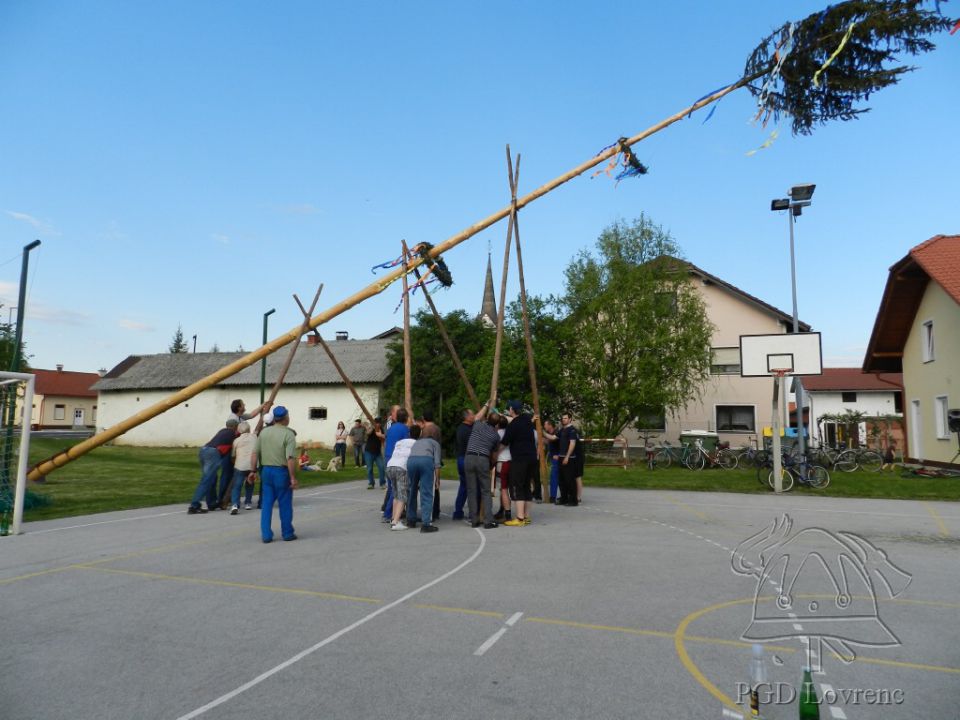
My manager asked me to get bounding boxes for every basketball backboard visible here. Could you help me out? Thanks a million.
[739,332,822,377]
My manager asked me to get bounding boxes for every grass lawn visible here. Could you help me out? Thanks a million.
[17,438,960,522]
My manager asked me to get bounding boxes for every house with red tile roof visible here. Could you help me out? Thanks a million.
[800,368,903,450]
[863,235,960,465]
[18,365,100,429]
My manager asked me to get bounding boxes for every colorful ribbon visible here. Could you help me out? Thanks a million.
[745,128,780,156]
[813,20,858,87]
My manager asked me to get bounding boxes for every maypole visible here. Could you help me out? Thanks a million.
[28,1,953,481]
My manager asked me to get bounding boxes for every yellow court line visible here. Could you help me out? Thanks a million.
[0,505,365,587]
[76,565,381,604]
[922,502,950,537]
[664,495,710,521]
[412,604,505,619]
[829,653,960,675]
[526,616,675,640]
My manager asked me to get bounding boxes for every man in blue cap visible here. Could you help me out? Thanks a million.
[252,405,298,542]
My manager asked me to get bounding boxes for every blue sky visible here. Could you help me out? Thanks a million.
[2,0,958,374]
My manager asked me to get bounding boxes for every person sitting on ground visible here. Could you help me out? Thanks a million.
[298,448,321,471]
[387,423,419,530]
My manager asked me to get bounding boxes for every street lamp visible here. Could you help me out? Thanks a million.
[771,184,815,459]
[260,308,276,404]
[192,334,197,353]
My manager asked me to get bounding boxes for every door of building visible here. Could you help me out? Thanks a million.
[74,408,85,427]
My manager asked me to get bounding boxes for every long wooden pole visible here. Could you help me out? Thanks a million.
[412,265,482,412]
[401,240,413,417]
[254,285,323,435]
[293,297,377,426]
[27,78,752,481]
[488,145,517,407]
[506,150,546,475]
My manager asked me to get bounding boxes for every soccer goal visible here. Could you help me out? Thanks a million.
[581,436,629,470]
[0,371,36,536]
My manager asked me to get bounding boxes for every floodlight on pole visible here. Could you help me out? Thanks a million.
[192,334,197,353]
[770,185,815,460]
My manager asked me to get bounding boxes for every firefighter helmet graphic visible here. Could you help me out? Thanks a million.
[731,515,911,663]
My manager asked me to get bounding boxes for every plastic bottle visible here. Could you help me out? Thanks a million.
[798,666,820,719]
[749,644,768,717]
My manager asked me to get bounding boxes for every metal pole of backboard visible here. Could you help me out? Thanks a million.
[772,373,784,493]
[3,372,35,535]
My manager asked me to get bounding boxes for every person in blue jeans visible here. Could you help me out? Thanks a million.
[364,419,386,489]
[253,406,299,542]
[381,409,410,522]
[453,408,475,520]
[189,419,239,513]
[542,419,561,502]
[406,430,442,533]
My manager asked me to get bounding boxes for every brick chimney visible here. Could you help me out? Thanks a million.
[306,335,319,346]
[335,331,349,341]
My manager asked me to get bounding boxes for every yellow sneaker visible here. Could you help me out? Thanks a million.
[523,516,532,525]
[503,518,525,527]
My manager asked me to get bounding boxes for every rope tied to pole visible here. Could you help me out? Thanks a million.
[590,137,649,185]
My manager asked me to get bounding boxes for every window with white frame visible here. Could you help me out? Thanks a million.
[716,405,755,432]
[922,320,935,362]
[54,404,66,420]
[710,347,741,375]
[934,396,949,439]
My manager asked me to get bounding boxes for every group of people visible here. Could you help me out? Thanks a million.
[372,401,585,533]
[188,396,586,543]
[188,398,301,543]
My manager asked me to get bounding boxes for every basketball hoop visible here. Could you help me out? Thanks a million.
[771,367,793,380]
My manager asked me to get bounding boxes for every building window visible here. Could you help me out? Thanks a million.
[309,407,328,420]
[710,347,741,375]
[841,392,857,403]
[922,320,934,362]
[635,406,666,432]
[716,405,755,432]
[935,396,950,439]
[54,404,66,420]
[894,392,903,414]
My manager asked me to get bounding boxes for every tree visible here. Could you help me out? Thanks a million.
[169,325,188,353]
[209,343,220,353]
[0,304,29,371]
[559,215,713,437]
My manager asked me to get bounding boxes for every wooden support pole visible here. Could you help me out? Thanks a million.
[505,149,546,475]
[255,284,323,435]
[293,296,376,426]
[412,264,482,412]
[488,145,517,408]
[401,240,413,417]
[27,79,750,482]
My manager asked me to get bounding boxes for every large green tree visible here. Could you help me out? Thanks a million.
[0,305,29,371]
[559,215,713,437]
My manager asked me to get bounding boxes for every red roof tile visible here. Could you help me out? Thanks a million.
[34,369,99,398]
[803,367,902,392]
[911,234,960,305]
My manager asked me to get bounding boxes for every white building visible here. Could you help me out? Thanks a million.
[94,334,394,447]
[800,368,903,449]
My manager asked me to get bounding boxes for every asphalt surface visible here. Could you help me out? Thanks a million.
[2,480,957,720]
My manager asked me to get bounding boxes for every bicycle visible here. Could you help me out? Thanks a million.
[687,439,738,471]
[834,447,883,473]
[652,440,696,469]
[734,444,769,469]
[759,451,830,491]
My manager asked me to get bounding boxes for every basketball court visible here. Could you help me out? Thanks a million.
[2,479,957,719]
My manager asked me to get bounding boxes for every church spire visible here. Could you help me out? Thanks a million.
[479,252,497,328]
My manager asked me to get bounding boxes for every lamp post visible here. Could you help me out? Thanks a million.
[191,334,197,353]
[260,309,275,404]
[771,184,815,460]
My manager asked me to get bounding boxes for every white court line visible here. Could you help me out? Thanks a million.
[628,498,960,521]
[176,528,487,720]
[475,611,524,656]
[828,706,847,719]
[793,623,804,631]
[27,510,183,534]
[474,628,507,656]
